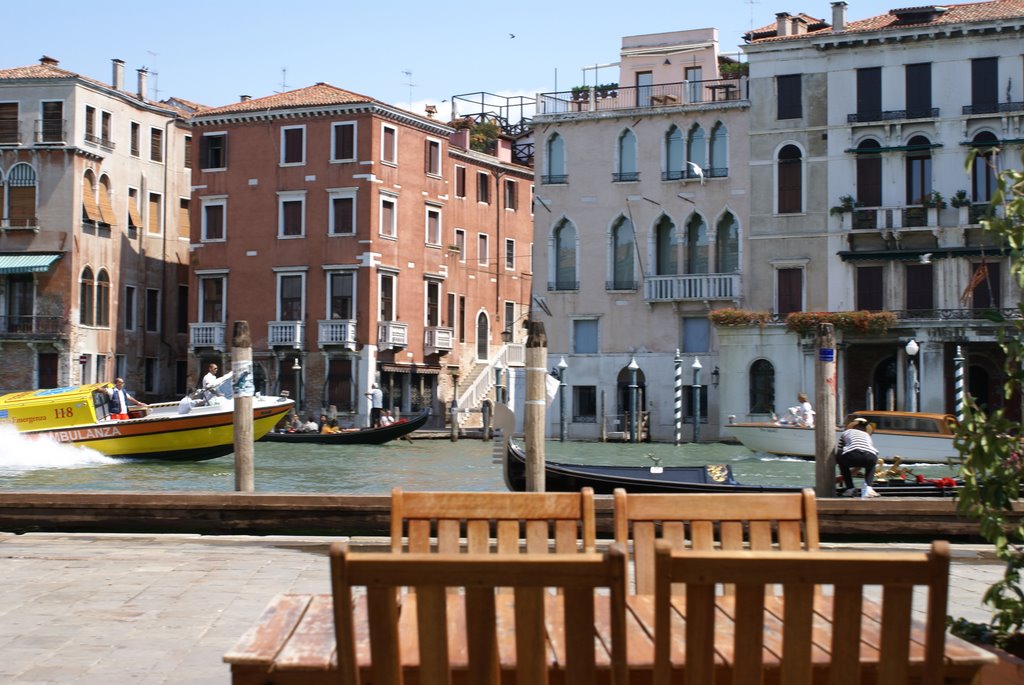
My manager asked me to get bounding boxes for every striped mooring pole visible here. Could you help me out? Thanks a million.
[674,349,682,445]
[954,345,966,423]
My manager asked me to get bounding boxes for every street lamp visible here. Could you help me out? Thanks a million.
[692,357,703,444]
[557,356,568,442]
[905,339,920,413]
[292,357,302,414]
[628,357,639,443]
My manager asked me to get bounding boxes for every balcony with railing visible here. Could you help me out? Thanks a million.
[317,319,357,350]
[612,172,640,182]
[547,280,579,292]
[962,101,1024,115]
[268,321,305,348]
[34,119,65,144]
[189,322,226,351]
[1,216,40,231]
[84,132,116,150]
[537,77,748,116]
[424,326,454,354]
[644,273,740,302]
[606,279,637,291]
[0,315,64,339]
[378,321,408,349]
[846,108,940,124]
[540,174,568,185]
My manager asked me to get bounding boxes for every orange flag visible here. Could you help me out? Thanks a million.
[960,261,989,305]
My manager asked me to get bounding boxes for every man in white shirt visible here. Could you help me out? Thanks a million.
[202,363,223,403]
[365,383,383,427]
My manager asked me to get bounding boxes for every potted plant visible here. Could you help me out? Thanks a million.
[951,189,973,225]
[829,194,860,216]
[949,166,1024,681]
[571,85,591,102]
[922,190,947,209]
[595,82,619,99]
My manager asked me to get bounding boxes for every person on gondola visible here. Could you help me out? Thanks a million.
[837,417,880,498]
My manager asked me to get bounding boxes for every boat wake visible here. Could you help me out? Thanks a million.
[0,425,115,471]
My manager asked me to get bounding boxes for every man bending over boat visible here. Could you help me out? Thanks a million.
[107,378,147,420]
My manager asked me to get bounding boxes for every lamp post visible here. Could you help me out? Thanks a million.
[292,357,302,414]
[628,356,639,443]
[905,339,920,413]
[691,357,702,444]
[557,356,568,442]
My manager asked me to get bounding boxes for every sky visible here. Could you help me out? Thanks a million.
[7,0,904,121]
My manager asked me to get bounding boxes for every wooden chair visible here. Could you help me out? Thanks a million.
[613,488,819,594]
[330,541,628,685]
[390,487,596,555]
[652,539,951,685]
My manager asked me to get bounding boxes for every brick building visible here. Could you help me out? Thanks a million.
[187,84,534,427]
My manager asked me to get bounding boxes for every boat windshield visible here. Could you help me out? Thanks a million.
[92,388,111,421]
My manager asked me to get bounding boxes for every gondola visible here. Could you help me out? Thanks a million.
[259,409,430,445]
[502,439,962,497]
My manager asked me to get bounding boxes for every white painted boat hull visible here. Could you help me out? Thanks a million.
[725,423,957,464]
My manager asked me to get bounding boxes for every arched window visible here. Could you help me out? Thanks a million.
[905,135,932,204]
[552,219,577,290]
[972,131,999,203]
[80,267,95,326]
[708,122,727,177]
[544,133,566,183]
[7,163,38,228]
[82,170,101,224]
[686,124,706,175]
[685,214,708,274]
[777,144,802,213]
[610,216,635,289]
[749,359,775,414]
[665,125,683,180]
[855,139,882,208]
[98,175,117,227]
[716,212,739,273]
[95,269,110,327]
[616,129,638,181]
[476,311,489,360]
[655,215,678,275]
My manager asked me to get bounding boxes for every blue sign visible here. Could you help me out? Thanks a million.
[819,348,835,363]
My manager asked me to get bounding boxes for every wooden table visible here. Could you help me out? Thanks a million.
[225,592,995,684]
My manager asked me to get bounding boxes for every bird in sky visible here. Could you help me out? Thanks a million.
[509,33,516,39]
[920,252,933,264]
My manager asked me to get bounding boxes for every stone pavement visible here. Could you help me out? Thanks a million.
[0,533,1002,684]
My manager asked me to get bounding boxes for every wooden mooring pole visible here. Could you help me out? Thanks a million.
[232,321,255,492]
[524,320,547,492]
[815,323,837,498]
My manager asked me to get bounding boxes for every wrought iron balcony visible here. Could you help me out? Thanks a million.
[846,108,939,124]
[268,320,305,348]
[1,217,40,231]
[317,319,357,350]
[424,326,454,354]
[962,101,1024,115]
[606,279,637,291]
[541,174,568,185]
[34,119,65,144]
[188,322,226,351]
[547,280,579,291]
[644,273,740,302]
[893,308,1022,322]
[0,121,21,145]
[612,172,640,182]
[378,321,408,349]
[0,315,64,338]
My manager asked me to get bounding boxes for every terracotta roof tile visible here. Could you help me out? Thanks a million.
[0,63,79,81]
[198,83,376,116]
[747,0,1024,42]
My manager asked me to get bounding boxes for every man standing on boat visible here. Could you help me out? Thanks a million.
[202,363,224,404]
[365,383,383,427]
[107,378,147,420]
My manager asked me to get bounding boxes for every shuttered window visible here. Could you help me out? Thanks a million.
[8,164,37,226]
[280,199,303,236]
[98,177,117,226]
[0,102,17,144]
[382,125,396,164]
[203,203,224,241]
[148,193,162,234]
[856,140,883,208]
[776,74,802,120]
[82,173,102,223]
[856,67,881,118]
[905,264,933,310]
[332,122,355,161]
[282,127,304,164]
[126,188,143,232]
[905,63,932,115]
[150,128,163,162]
[971,57,998,107]
[777,145,802,214]
[178,198,190,236]
[856,266,884,311]
[777,268,803,315]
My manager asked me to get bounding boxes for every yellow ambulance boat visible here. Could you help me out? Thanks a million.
[0,384,294,461]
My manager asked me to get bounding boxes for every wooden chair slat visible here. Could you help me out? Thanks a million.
[777,519,803,550]
[632,521,657,594]
[436,519,459,554]
[513,588,547,683]
[563,586,597,683]
[878,584,914,684]
[828,586,864,685]
[780,583,815,685]
[273,594,336,670]
[366,585,402,685]
[223,593,312,666]
[414,587,450,683]
[553,519,577,553]
[496,519,520,555]
[719,521,744,551]
[748,520,773,550]
[731,584,766,684]
[690,520,715,551]
[465,586,500,685]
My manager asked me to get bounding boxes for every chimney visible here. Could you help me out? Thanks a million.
[776,12,792,37]
[832,1,848,31]
[39,55,59,66]
[137,67,148,100]
[112,59,125,91]
[240,95,251,102]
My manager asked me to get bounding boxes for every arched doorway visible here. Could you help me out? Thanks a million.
[476,312,489,360]
[870,356,898,410]
[615,363,647,434]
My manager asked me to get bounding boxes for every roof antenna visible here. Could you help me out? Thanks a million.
[146,50,161,100]
[277,67,289,94]
[402,70,416,109]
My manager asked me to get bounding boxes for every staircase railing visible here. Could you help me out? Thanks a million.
[455,344,522,425]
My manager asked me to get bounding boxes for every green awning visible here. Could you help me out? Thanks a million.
[0,253,62,275]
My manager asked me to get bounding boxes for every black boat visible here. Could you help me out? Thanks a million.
[502,439,961,497]
[260,409,430,445]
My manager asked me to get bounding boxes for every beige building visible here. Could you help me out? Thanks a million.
[0,57,192,396]
[531,28,750,441]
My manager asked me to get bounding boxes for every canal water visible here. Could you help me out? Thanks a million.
[0,425,959,494]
